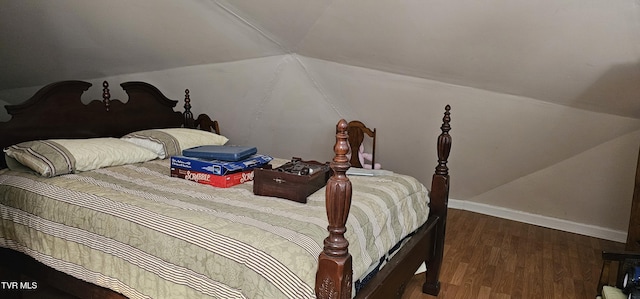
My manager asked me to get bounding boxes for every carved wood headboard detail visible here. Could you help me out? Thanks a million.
[0,80,192,169]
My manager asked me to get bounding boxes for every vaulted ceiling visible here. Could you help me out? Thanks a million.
[2,1,640,237]
[2,0,640,118]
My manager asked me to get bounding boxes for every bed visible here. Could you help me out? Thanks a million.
[0,80,452,299]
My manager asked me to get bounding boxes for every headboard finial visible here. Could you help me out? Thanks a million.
[183,89,194,128]
[102,81,111,112]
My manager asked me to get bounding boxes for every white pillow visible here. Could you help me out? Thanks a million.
[4,138,158,177]
[122,128,229,159]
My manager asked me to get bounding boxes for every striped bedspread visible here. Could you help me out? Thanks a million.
[0,158,430,299]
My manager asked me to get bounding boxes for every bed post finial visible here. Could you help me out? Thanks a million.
[102,81,111,112]
[436,105,451,176]
[325,119,351,256]
[183,89,194,128]
[316,119,353,299]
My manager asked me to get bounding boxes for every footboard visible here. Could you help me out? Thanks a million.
[316,106,452,299]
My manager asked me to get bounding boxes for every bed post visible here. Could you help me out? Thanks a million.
[316,119,353,299]
[102,81,111,112]
[183,89,195,128]
[423,105,451,296]
[181,89,221,134]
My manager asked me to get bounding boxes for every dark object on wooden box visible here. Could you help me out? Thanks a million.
[253,157,331,203]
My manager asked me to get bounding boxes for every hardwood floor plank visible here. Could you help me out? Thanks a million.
[477,286,492,299]
[450,262,469,286]
[401,209,625,298]
[510,265,525,299]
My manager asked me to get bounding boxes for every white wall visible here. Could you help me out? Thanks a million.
[2,54,638,241]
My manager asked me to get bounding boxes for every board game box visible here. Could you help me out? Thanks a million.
[182,145,257,161]
[170,167,255,188]
[170,154,272,176]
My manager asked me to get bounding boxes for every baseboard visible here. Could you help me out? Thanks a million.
[448,198,627,243]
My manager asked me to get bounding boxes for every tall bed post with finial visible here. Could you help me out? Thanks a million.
[183,89,195,128]
[423,105,452,295]
[181,88,221,134]
[316,119,353,299]
[102,81,111,112]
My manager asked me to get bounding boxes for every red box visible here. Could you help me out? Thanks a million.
[171,167,254,188]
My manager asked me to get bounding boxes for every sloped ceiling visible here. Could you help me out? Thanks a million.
[0,0,285,90]
[2,0,640,237]
[2,0,640,118]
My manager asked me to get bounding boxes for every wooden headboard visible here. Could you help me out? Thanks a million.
[0,80,198,169]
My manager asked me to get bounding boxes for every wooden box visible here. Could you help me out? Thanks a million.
[253,158,332,203]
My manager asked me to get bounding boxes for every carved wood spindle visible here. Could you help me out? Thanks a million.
[436,105,452,176]
[424,104,452,296]
[183,89,195,128]
[102,81,111,112]
[316,119,353,299]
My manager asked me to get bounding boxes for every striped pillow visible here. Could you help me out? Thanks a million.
[4,138,158,177]
[122,128,229,159]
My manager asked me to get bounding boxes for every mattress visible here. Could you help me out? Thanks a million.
[0,158,430,299]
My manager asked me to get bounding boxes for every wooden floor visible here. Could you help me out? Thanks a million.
[401,209,625,299]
